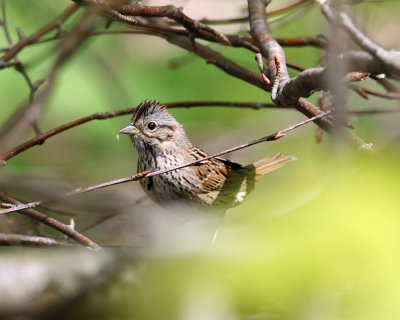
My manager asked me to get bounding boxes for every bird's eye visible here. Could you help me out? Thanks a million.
[147,122,157,130]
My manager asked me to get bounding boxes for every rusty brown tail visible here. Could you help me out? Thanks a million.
[251,152,296,179]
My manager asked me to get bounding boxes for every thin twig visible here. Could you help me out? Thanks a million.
[1,101,285,163]
[0,1,45,134]
[255,53,271,85]
[0,192,102,249]
[0,233,75,247]
[0,0,12,46]
[73,0,231,45]
[53,111,332,195]
[0,111,330,215]
[347,108,400,115]
[275,35,326,48]
[200,0,310,25]
[286,61,306,72]
[0,5,100,153]
[271,57,282,103]
[0,4,79,62]
[349,84,400,100]
[79,196,147,232]
[0,30,326,54]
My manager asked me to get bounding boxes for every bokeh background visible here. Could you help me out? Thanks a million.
[1,0,400,319]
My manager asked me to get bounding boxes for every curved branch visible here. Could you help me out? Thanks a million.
[164,33,268,90]
[72,0,231,45]
[248,0,290,82]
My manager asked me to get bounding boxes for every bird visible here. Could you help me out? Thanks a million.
[119,100,295,213]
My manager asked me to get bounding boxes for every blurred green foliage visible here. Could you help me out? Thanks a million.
[69,153,400,320]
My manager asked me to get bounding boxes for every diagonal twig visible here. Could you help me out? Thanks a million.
[0,101,285,163]
[0,111,330,215]
[0,4,79,63]
[0,5,100,153]
[0,192,102,249]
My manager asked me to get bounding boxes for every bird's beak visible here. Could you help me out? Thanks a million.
[119,124,140,135]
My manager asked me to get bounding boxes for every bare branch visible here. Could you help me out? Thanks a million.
[248,0,290,83]
[1,102,286,163]
[0,192,102,250]
[319,0,400,78]
[200,0,311,25]
[52,111,332,195]
[0,4,79,63]
[348,84,400,100]
[0,233,75,247]
[163,33,268,90]
[275,35,326,48]
[0,0,12,46]
[72,0,231,45]
[0,111,330,215]
[0,5,100,153]
[347,108,400,115]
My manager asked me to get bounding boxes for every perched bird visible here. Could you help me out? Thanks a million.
[119,100,295,212]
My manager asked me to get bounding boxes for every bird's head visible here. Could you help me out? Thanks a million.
[119,100,190,153]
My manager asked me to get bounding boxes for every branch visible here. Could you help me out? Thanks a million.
[0,233,75,247]
[295,98,333,132]
[0,192,102,250]
[48,111,332,195]
[248,0,290,83]
[0,1,46,134]
[0,24,326,57]
[252,54,369,142]
[200,0,310,25]
[347,108,400,115]
[0,3,375,158]
[0,111,330,215]
[246,0,362,143]
[0,5,100,153]
[319,0,400,78]
[0,4,79,62]
[1,101,286,163]
[0,0,12,46]
[72,0,231,45]
[349,84,400,100]
[256,50,395,107]
[274,35,326,48]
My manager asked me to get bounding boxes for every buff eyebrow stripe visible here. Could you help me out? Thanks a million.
[158,124,175,130]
